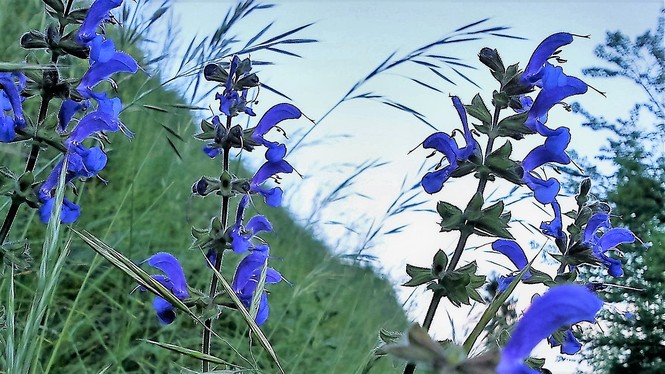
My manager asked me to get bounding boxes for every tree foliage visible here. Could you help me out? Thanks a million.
[577,10,665,374]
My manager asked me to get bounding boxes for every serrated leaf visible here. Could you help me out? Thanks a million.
[465,93,492,126]
[463,192,484,221]
[403,264,435,287]
[496,112,533,139]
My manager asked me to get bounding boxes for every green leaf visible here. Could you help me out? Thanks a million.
[436,201,465,232]
[484,141,524,185]
[465,94,492,132]
[434,261,486,307]
[463,193,484,221]
[473,201,514,239]
[403,264,435,287]
[522,268,555,287]
[496,112,534,140]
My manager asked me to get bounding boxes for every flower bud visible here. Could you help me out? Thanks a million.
[478,47,505,73]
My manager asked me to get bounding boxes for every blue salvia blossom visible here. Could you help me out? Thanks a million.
[497,285,603,374]
[232,249,282,325]
[38,0,137,223]
[491,239,532,292]
[75,0,123,45]
[583,213,636,277]
[142,252,190,325]
[0,72,27,142]
[420,96,477,194]
[521,126,571,205]
[229,195,273,253]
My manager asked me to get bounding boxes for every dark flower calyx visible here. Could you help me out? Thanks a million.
[203,63,228,83]
[479,47,505,73]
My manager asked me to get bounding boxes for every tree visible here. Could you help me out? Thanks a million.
[575,10,665,373]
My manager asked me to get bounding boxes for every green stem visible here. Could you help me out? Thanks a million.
[404,103,502,374]
[201,116,232,372]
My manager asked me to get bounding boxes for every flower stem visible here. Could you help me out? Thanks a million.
[0,93,51,246]
[201,116,232,372]
[403,104,502,374]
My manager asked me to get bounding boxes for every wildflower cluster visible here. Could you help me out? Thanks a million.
[141,55,300,331]
[386,33,639,373]
[0,0,137,228]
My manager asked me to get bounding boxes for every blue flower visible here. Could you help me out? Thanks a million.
[250,103,302,148]
[420,96,477,194]
[524,65,588,135]
[519,33,588,135]
[540,198,564,240]
[143,252,189,325]
[250,155,294,207]
[583,213,636,277]
[229,195,273,253]
[520,33,575,87]
[77,35,139,97]
[491,239,532,292]
[0,72,27,142]
[38,192,81,224]
[38,144,107,223]
[497,285,603,374]
[547,328,582,355]
[76,0,124,45]
[232,250,282,325]
[58,99,90,133]
[521,126,571,204]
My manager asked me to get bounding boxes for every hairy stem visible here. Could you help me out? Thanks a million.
[0,93,51,246]
[404,104,502,374]
[202,116,232,372]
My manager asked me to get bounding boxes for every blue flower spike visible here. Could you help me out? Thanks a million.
[144,252,190,324]
[498,285,603,374]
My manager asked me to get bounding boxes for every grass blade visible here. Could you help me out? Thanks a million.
[142,339,240,367]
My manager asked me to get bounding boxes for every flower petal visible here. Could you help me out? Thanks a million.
[498,285,603,374]
[250,103,301,142]
[521,33,574,86]
[76,0,124,45]
[146,252,189,299]
[152,296,177,325]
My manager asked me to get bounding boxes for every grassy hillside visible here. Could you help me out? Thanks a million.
[0,1,408,372]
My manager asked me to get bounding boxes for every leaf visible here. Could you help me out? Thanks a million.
[403,264,435,287]
[496,112,534,139]
[436,201,464,232]
[485,140,524,185]
[465,93,492,128]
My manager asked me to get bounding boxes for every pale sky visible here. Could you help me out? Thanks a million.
[162,1,663,372]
